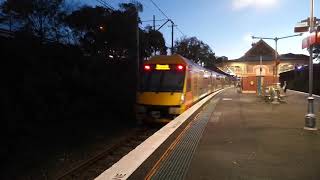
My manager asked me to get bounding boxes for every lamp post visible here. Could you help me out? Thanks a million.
[258,55,263,96]
[304,0,317,130]
[252,34,302,103]
[294,0,319,130]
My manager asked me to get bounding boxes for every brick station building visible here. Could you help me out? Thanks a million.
[218,40,309,93]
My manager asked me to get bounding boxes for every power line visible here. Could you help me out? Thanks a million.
[148,0,170,20]
[176,26,185,36]
[96,0,115,11]
[147,0,186,36]
[141,19,167,23]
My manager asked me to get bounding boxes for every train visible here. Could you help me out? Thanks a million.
[136,54,232,122]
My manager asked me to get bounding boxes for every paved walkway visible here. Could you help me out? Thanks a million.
[150,88,320,180]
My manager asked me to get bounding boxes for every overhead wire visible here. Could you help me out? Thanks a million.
[147,0,186,37]
[95,0,115,11]
[148,0,170,20]
[176,26,185,36]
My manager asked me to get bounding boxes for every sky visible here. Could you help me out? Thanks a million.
[82,0,318,59]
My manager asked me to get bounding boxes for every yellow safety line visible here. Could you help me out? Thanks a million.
[144,112,201,180]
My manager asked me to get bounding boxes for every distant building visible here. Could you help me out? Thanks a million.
[217,40,309,93]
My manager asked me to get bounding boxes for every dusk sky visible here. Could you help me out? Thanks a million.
[82,0,319,59]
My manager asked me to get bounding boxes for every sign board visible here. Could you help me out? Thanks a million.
[155,64,170,70]
[302,31,320,49]
[294,21,310,33]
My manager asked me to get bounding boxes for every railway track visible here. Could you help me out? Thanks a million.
[55,126,160,180]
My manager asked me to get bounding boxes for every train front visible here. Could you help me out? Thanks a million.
[136,56,187,123]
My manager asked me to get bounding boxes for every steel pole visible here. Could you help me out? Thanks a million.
[259,55,262,96]
[136,10,140,94]
[171,20,174,55]
[272,38,280,104]
[275,38,278,83]
[304,0,317,130]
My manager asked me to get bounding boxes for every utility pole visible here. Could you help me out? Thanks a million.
[153,15,156,55]
[169,20,177,55]
[152,18,176,55]
[153,15,156,30]
[171,20,174,55]
[274,37,278,83]
[136,8,140,95]
[258,55,262,96]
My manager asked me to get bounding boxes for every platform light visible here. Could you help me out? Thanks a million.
[297,65,303,70]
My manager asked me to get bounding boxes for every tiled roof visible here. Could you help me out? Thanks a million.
[230,53,308,61]
[228,39,309,62]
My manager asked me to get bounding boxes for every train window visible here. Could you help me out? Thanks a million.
[140,71,161,91]
[162,71,185,91]
[140,70,185,92]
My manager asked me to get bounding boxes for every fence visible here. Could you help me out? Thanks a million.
[280,64,320,95]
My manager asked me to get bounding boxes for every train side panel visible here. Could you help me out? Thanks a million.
[136,54,232,122]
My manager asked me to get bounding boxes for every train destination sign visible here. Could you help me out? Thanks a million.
[156,64,170,70]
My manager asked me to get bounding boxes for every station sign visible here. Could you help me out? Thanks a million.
[302,31,320,49]
[294,21,310,33]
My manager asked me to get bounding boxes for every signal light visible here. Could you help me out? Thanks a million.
[144,65,151,71]
[177,65,184,70]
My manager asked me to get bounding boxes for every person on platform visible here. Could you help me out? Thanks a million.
[282,81,287,94]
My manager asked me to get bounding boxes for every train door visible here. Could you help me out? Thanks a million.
[199,71,204,97]
[185,69,193,107]
[192,71,198,102]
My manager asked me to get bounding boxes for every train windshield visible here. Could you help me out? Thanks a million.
[140,70,185,92]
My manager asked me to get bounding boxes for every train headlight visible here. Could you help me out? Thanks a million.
[169,107,180,115]
[180,94,185,104]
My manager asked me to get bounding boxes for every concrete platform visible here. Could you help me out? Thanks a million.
[149,88,320,180]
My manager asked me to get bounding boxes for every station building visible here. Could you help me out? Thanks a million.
[218,40,309,93]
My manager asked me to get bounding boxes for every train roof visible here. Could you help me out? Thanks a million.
[145,54,190,65]
[145,54,230,77]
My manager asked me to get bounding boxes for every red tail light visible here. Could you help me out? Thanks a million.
[177,65,184,70]
[144,65,151,71]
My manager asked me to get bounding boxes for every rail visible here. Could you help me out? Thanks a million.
[95,88,227,180]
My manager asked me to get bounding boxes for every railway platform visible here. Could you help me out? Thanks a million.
[97,88,320,180]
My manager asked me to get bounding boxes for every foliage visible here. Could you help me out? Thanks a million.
[174,36,217,67]
[0,0,68,41]
[64,3,166,61]
[141,26,167,57]
[0,1,166,60]
[313,44,320,60]
[216,56,228,64]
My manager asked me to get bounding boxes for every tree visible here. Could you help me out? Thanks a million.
[0,0,68,41]
[65,3,167,61]
[65,4,137,60]
[313,44,320,60]
[141,26,167,57]
[216,56,228,64]
[119,1,143,14]
[174,36,217,67]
